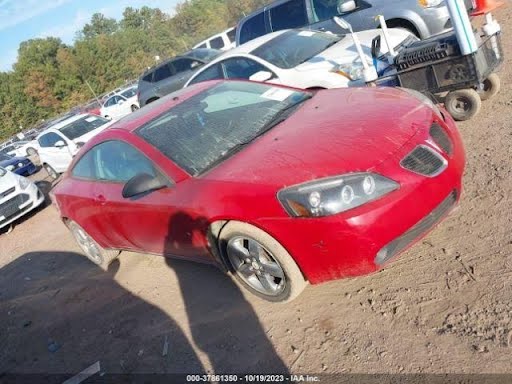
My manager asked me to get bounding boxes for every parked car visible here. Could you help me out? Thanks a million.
[0,167,44,230]
[100,86,140,120]
[0,153,38,176]
[193,27,237,51]
[1,140,39,157]
[137,48,222,107]
[51,80,464,302]
[37,114,114,180]
[236,0,475,45]
[186,28,416,89]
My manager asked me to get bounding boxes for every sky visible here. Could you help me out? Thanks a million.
[0,0,181,72]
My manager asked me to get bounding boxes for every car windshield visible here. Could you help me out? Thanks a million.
[59,115,110,140]
[251,30,344,69]
[187,48,222,62]
[136,82,311,176]
[121,87,137,98]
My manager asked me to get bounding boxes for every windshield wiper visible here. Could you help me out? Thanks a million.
[200,95,313,175]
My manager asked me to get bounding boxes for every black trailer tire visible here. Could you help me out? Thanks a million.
[478,73,501,101]
[67,220,119,270]
[219,221,307,303]
[445,89,482,121]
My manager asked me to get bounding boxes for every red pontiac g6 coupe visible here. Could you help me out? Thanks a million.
[51,80,465,302]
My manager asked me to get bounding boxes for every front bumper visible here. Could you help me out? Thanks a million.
[0,182,44,229]
[13,162,38,176]
[253,115,465,284]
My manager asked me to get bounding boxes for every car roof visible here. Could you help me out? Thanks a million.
[193,27,236,48]
[223,30,287,55]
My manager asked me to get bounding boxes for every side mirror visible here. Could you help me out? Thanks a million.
[338,0,357,14]
[122,173,168,198]
[333,16,352,31]
[249,71,273,82]
[55,140,67,148]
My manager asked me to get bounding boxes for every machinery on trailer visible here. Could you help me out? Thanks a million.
[336,0,504,121]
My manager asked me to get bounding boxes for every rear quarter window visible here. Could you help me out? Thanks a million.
[210,36,225,50]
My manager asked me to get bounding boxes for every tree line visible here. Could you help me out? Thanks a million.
[0,0,269,141]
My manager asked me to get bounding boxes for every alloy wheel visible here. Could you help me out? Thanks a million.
[72,225,102,264]
[227,236,286,296]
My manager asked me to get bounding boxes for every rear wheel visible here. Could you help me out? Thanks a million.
[478,73,501,101]
[67,220,119,270]
[219,221,306,303]
[43,163,59,180]
[444,89,482,121]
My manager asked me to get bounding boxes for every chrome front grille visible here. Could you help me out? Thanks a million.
[375,190,458,265]
[401,145,447,177]
[430,123,453,155]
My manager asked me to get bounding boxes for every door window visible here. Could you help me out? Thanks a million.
[227,28,236,43]
[172,58,202,73]
[188,64,224,85]
[153,64,173,82]
[38,132,64,148]
[209,36,225,50]
[269,0,308,31]
[239,11,266,45]
[72,140,158,183]
[222,58,270,80]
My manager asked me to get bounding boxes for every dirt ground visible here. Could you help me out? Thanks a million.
[1,6,512,380]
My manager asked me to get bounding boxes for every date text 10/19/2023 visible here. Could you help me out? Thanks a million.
[185,374,321,382]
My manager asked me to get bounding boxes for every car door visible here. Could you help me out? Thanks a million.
[308,0,369,33]
[38,132,74,172]
[152,62,176,96]
[169,58,204,90]
[85,139,212,261]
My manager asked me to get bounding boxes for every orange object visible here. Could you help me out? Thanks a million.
[471,0,505,16]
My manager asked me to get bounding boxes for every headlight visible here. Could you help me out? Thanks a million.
[401,88,444,121]
[19,176,31,190]
[418,0,443,7]
[278,173,399,218]
[332,63,364,81]
[5,165,15,171]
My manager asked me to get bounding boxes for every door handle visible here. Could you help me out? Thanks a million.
[94,194,107,205]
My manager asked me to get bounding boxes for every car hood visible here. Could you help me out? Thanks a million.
[295,29,413,72]
[204,87,432,187]
[0,170,19,191]
[72,121,116,143]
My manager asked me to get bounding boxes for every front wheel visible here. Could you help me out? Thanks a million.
[219,221,307,303]
[444,89,482,121]
[67,220,119,270]
[478,73,501,101]
[43,163,59,180]
[131,104,139,112]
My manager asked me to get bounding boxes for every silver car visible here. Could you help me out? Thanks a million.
[236,0,475,45]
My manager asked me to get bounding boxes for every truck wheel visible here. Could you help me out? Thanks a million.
[67,220,119,270]
[478,73,501,101]
[219,221,307,303]
[444,89,482,121]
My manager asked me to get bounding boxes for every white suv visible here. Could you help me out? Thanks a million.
[36,114,114,179]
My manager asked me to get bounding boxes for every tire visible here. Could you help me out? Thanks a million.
[26,147,37,156]
[219,221,307,303]
[43,163,59,180]
[67,220,119,270]
[131,104,139,112]
[444,89,482,121]
[478,73,501,101]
